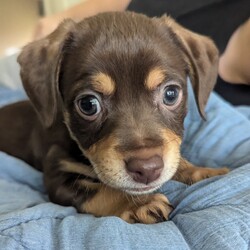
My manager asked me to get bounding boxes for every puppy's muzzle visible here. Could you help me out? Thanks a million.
[126,155,163,184]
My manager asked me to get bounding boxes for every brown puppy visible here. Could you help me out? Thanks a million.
[0,12,228,224]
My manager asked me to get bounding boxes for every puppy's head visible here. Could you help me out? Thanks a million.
[18,12,218,194]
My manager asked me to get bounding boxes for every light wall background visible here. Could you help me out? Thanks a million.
[0,0,84,57]
[0,0,39,57]
[43,0,84,15]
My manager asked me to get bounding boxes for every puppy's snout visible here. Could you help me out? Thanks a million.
[126,155,163,184]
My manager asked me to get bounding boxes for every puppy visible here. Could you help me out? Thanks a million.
[0,12,228,224]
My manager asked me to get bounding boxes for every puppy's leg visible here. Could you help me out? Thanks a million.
[173,158,229,184]
[44,145,172,224]
[83,186,172,224]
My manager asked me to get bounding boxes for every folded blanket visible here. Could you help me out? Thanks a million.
[0,85,250,250]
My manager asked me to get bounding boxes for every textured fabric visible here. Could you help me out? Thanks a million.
[0,86,250,249]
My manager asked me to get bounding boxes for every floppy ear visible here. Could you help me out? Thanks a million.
[18,19,76,128]
[160,16,219,119]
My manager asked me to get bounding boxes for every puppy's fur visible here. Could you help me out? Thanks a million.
[0,12,228,224]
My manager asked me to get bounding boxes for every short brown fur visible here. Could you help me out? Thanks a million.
[0,12,228,224]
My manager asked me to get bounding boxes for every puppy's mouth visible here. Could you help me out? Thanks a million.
[83,133,181,195]
[87,153,177,195]
[123,184,161,195]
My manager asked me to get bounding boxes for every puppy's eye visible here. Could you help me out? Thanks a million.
[76,95,101,120]
[163,85,180,106]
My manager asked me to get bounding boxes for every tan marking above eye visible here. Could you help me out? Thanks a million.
[91,72,115,95]
[145,68,166,90]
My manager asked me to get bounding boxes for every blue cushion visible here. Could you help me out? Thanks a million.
[0,85,250,249]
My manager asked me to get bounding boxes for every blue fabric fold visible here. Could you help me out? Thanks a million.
[0,85,250,249]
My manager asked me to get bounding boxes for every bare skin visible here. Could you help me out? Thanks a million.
[219,19,250,85]
[33,0,131,40]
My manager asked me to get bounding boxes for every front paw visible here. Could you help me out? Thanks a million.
[189,167,229,184]
[174,159,230,185]
[120,194,173,224]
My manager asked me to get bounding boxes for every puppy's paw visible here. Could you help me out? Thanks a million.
[120,194,173,224]
[174,159,230,185]
[190,167,229,183]
[186,167,229,184]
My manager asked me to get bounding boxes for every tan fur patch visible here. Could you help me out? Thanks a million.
[85,134,123,167]
[173,158,229,184]
[83,185,128,216]
[77,179,101,190]
[145,68,166,90]
[60,159,97,179]
[160,128,182,181]
[83,135,127,189]
[161,128,182,146]
[60,159,101,190]
[83,185,172,223]
[91,72,115,95]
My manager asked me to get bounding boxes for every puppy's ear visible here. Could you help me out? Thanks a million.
[18,19,76,128]
[160,16,219,119]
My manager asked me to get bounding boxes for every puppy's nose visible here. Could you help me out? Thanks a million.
[126,155,163,184]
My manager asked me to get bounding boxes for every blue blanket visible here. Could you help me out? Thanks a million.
[0,85,250,250]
